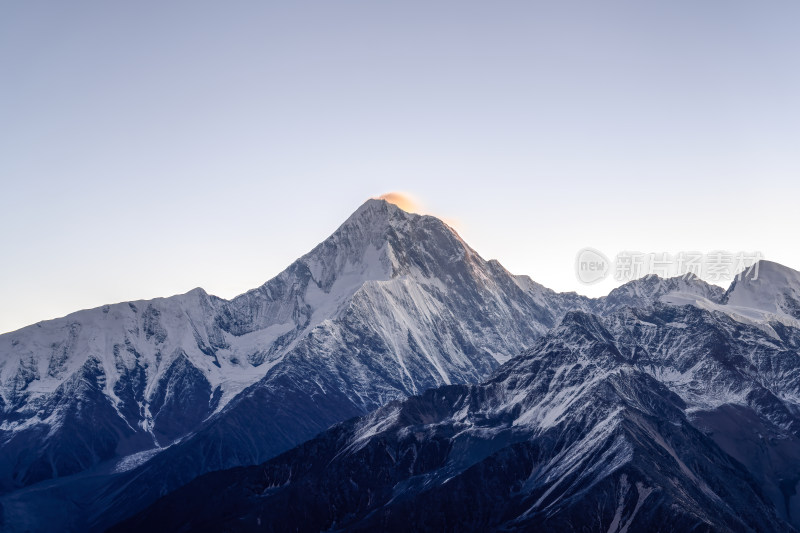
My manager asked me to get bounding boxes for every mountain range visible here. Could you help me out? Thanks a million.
[1,199,799,532]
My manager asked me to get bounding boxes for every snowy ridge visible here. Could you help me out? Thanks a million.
[113,306,796,532]
[107,262,800,532]
[0,199,590,500]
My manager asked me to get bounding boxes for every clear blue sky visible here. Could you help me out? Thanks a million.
[2,1,799,333]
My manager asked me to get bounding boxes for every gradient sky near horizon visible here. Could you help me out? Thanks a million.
[2,1,799,334]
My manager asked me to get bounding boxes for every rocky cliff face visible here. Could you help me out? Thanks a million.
[114,303,800,532]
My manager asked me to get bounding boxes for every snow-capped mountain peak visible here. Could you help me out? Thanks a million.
[0,198,581,498]
[724,259,800,319]
[598,273,725,314]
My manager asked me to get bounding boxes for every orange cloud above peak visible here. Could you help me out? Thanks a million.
[375,192,421,214]
[373,192,463,233]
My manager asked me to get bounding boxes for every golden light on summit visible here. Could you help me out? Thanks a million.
[375,192,421,213]
[374,192,462,232]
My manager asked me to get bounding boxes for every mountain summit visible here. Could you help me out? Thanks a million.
[0,199,591,531]
[724,260,800,320]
